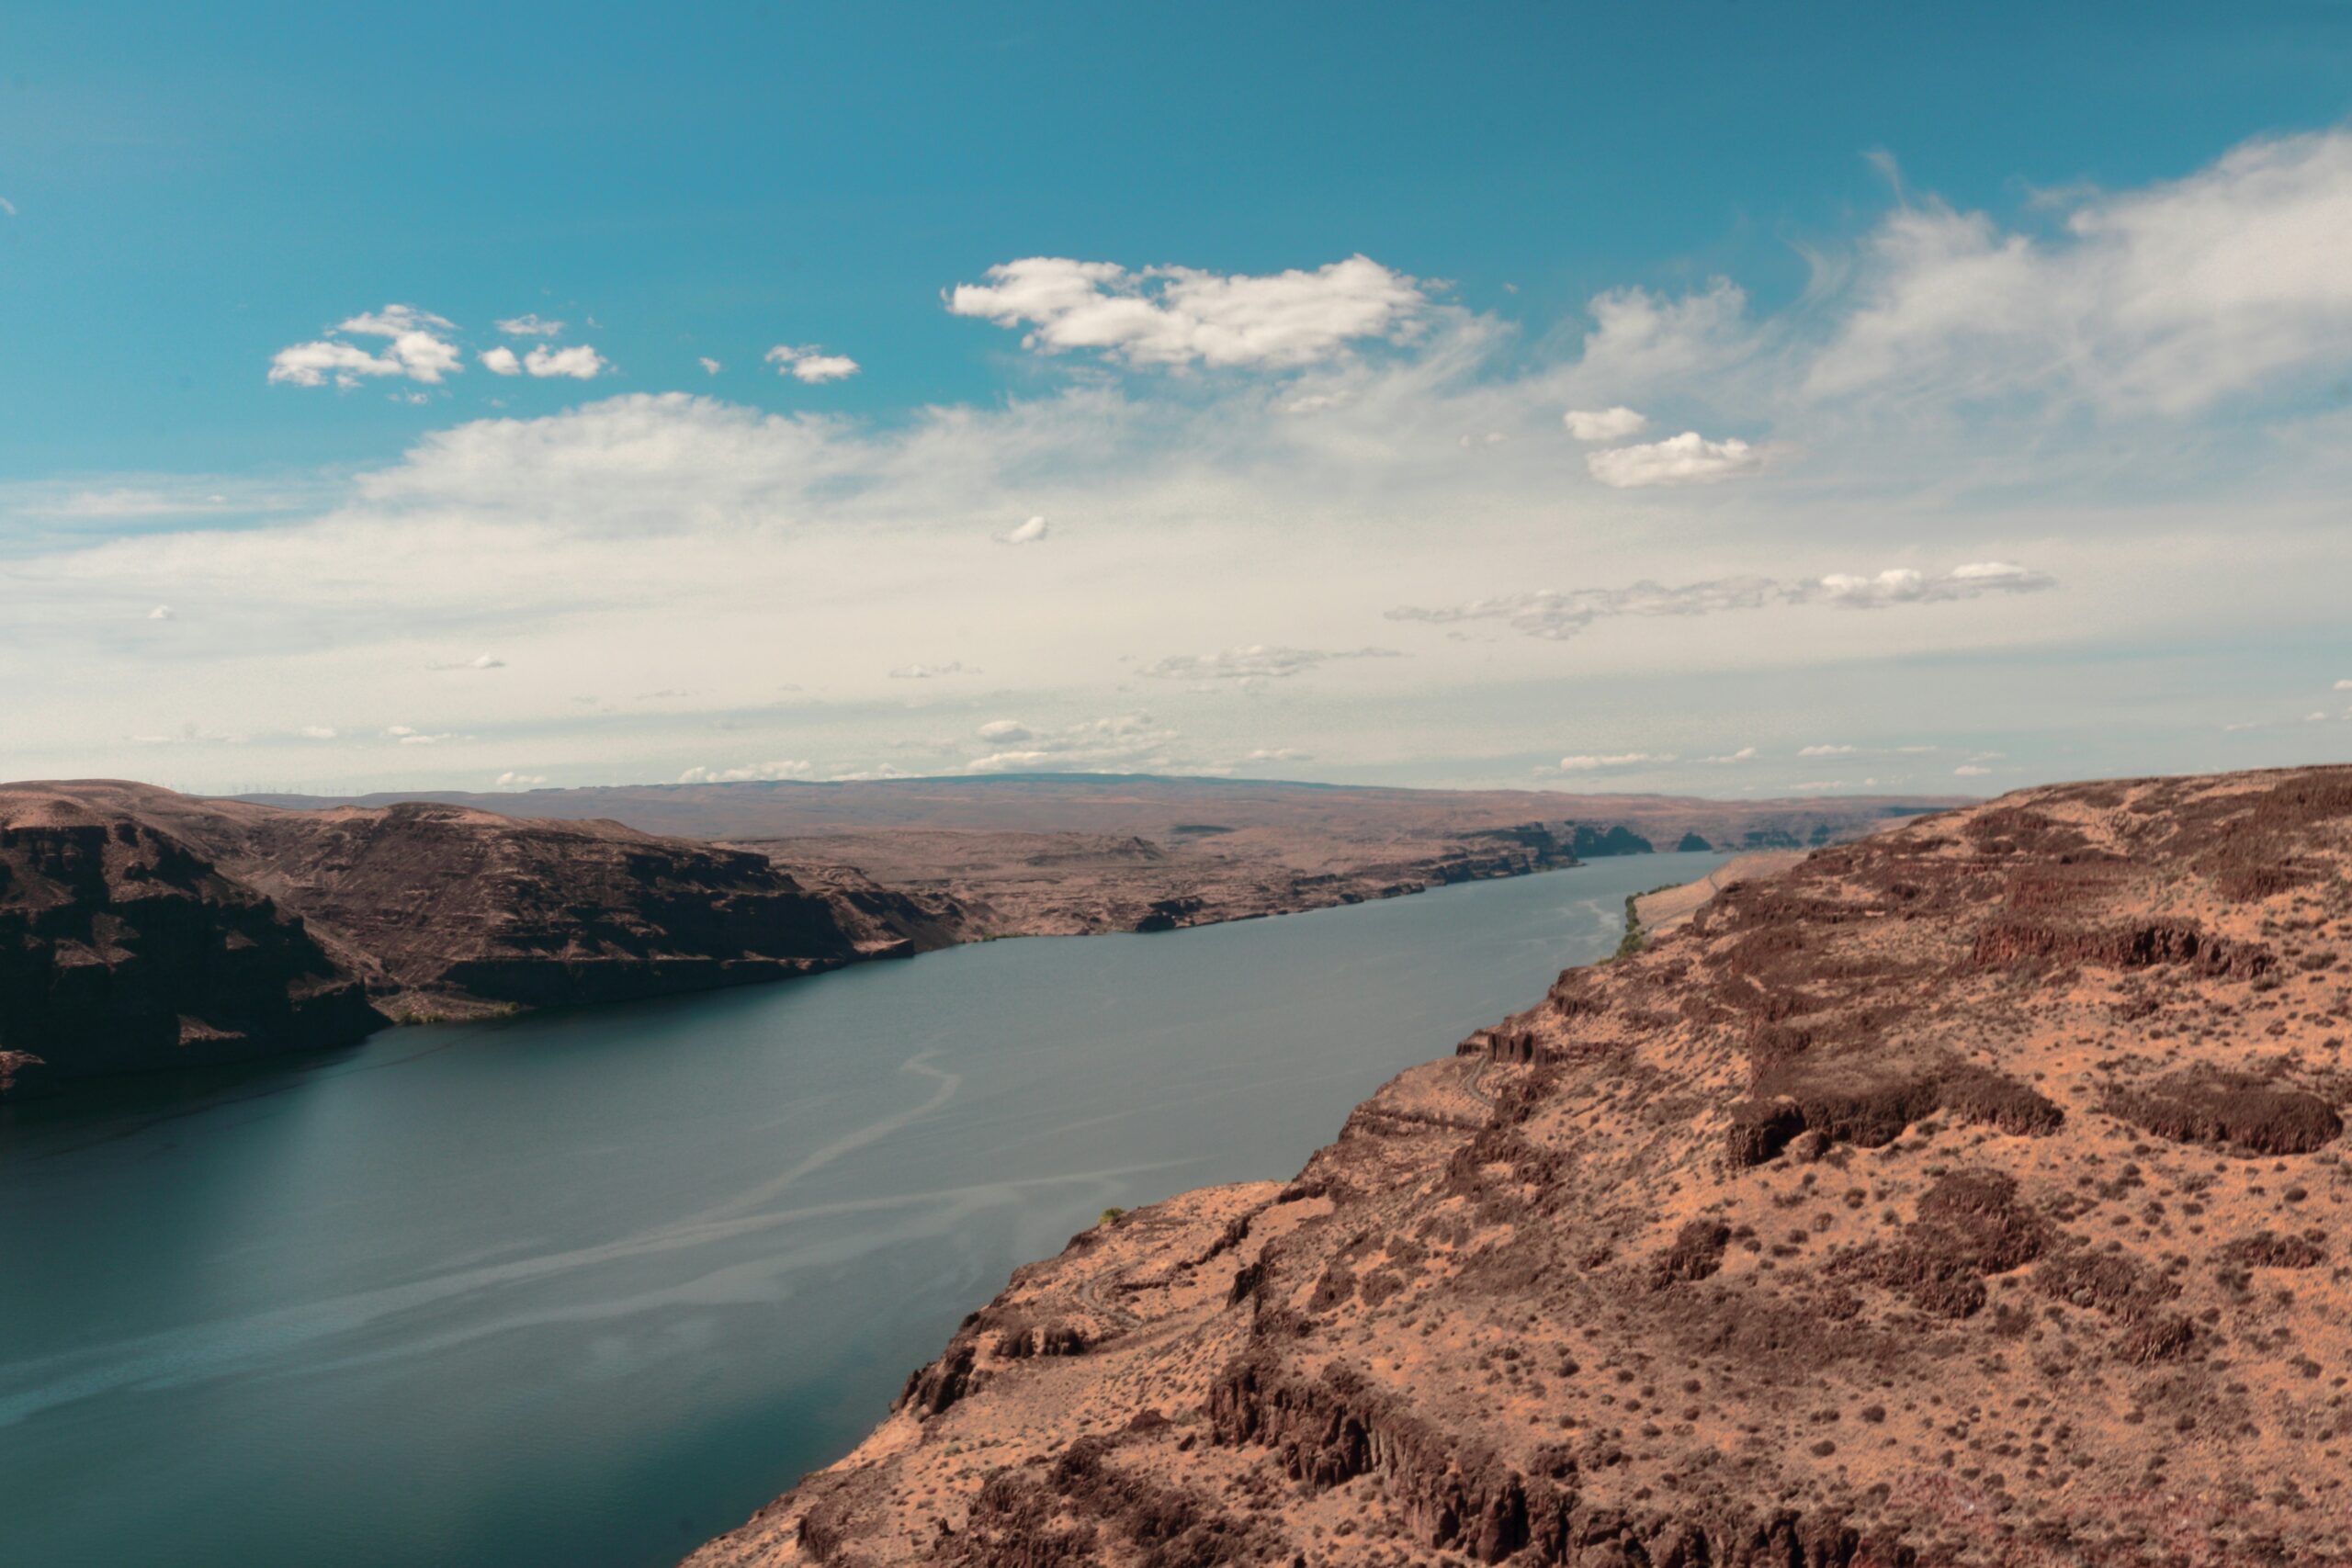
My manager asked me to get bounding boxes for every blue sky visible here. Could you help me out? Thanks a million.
[3,2,2350,797]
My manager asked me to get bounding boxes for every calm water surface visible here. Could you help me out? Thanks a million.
[0,852,1715,1568]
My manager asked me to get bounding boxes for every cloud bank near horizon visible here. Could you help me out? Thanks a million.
[11,128,2352,798]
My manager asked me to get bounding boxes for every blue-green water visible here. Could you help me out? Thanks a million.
[0,852,1714,1568]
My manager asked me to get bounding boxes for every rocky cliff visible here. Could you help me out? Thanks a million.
[0,782,957,1095]
[687,766,2352,1568]
[0,790,381,1096]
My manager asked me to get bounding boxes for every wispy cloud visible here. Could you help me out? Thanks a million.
[1557,751,1674,772]
[1137,644,1400,681]
[1388,562,2052,641]
[679,760,812,783]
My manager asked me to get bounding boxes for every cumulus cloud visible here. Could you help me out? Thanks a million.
[146,604,175,620]
[888,660,975,679]
[1137,645,1401,682]
[269,304,462,389]
[1703,747,1758,762]
[997,515,1048,546]
[480,346,522,376]
[2336,679,2352,691]
[523,344,608,379]
[495,314,565,337]
[1558,752,1674,772]
[977,719,1035,742]
[1389,562,2052,641]
[1562,406,1649,442]
[767,344,860,383]
[944,254,1430,369]
[698,357,722,376]
[1586,431,1769,489]
[493,771,548,786]
[1798,743,1855,757]
[678,760,813,783]
[1953,764,1993,777]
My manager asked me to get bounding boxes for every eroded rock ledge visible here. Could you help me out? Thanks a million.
[685,766,2352,1568]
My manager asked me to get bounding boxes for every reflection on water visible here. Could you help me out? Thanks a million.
[0,852,1716,1568]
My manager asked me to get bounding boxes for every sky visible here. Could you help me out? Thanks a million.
[3,1,2350,800]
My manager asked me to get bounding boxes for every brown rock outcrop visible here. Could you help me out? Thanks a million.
[0,781,956,1095]
[686,766,2352,1568]
[0,789,382,1094]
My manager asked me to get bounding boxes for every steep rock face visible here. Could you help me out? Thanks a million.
[687,766,2352,1568]
[0,782,966,1095]
[0,791,381,1094]
[209,800,905,1015]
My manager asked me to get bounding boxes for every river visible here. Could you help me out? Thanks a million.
[0,851,1716,1568]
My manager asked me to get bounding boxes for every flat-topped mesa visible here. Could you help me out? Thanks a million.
[206,797,905,1015]
[0,789,380,1095]
[0,782,955,1095]
[691,765,2352,1568]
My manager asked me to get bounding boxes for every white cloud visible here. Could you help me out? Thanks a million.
[1798,743,1855,757]
[977,719,1035,741]
[2336,679,2352,691]
[963,712,1177,774]
[300,726,337,739]
[524,344,608,379]
[1458,432,1507,448]
[1702,747,1758,762]
[1557,752,1674,772]
[147,604,175,620]
[678,760,813,783]
[1137,644,1400,682]
[1562,406,1649,442]
[767,344,860,383]
[1806,129,2352,412]
[0,196,15,217]
[19,489,237,521]
[481,346,522,376]
[698,357,722,376]
[1586,431,1769,489]
[1388,561,2052,642]
[269,304,462,389]
[997,515,1049,546]
[1807,563,2050,607]
[496,314,565,337]
[888,660,975,679]
[493,771,547,786]
[427,653,505,670]
[1954,764,1993,777]
[944,254,1430,369]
